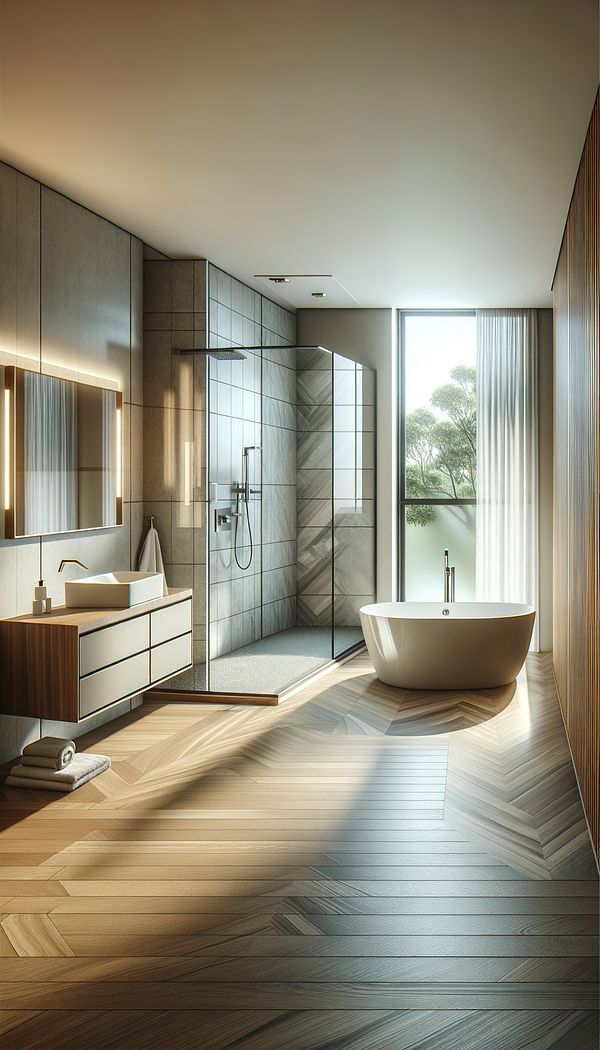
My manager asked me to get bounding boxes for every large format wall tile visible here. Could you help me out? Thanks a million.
[334,526,375,596]
[0,162,144,761]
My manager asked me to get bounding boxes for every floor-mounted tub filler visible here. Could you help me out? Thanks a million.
[360,602,536,689]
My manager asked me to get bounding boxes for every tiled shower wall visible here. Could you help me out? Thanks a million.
[208,265,297,658]
[143,259,207,667]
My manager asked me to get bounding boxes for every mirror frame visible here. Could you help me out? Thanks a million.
[3,365,123,539]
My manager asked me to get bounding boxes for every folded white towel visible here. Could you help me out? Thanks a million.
[6,753,110,792]
[22,736,76,770]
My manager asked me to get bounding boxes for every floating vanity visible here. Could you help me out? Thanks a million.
[0,589,192,722]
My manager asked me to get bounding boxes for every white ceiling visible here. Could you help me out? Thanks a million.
[0,0,598,309]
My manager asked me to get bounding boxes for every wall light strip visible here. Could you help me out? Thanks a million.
[4,386,11,510]
[184,441,193,506]
[115,406,122,499]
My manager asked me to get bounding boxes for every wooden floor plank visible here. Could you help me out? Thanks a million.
[0,651,597,1046]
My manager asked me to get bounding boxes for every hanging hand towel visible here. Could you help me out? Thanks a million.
[22,736,76,770]
[137,517,168,595]
[6,753,110,792]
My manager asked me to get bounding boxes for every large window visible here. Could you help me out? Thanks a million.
[400,312,476,601]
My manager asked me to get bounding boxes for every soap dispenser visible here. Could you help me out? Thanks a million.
[32,579,47,616]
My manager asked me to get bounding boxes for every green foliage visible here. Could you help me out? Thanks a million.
[405,364,476,526]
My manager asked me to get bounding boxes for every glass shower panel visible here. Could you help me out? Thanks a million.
[333,356,376,657]
[295,346,334,670]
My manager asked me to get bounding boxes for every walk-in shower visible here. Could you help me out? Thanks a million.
[143,261,376,699]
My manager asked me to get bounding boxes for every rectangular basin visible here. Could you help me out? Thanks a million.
[65,571,164,609]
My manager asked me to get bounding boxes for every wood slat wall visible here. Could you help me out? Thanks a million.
[553,89,600,859]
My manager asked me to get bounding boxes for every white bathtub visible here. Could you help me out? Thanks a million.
[360,602,536,689]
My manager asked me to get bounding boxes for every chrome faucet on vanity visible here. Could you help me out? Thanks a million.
[443,549,456,602]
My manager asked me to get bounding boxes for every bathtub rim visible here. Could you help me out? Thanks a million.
[360,601,536,621]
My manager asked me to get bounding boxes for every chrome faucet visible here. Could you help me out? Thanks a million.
[58,559,89,574]
[443,549,456,602]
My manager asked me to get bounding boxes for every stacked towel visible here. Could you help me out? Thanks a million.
[6,742,110,793]
[22,736,75,770]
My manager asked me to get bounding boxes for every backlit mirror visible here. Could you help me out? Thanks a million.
[4,367,122,538]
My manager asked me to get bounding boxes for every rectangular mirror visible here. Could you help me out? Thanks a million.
[4,366,122,538]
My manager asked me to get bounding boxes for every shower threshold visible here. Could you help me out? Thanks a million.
[152,626,365,702]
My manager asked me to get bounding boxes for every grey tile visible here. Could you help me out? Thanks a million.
[217,269,232,307]
[263,358,296,404]
[334,526,375,595]
[143,260,171,312]
[143,312,171,331]
[143,330,172,408]
[172,261,194,312]
[297,468,332,500]
[171,312,194,331]
[297,594,333,627]
[297,369,332,406]
[263,484,296,542]
[297,347,331,370]
[263,424,296,484]
[333,468,375,500]
[171,502,194,563]
[298,430,332,470]
[334,594,371,626]
[297,525,332,595]
[297,404,332,431]
[231,279,244,314]
[333,499,374,527]
[263,564,296,604]
[262,539,296,570]
[263,595,296,636]
[298,499,332,528]
[263,395,296,430]
[193,260,206,310]
[263,344,296,369]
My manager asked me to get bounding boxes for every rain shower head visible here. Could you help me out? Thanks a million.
[176,347,247,360]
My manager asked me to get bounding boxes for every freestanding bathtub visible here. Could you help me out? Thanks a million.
[360,602,536,689]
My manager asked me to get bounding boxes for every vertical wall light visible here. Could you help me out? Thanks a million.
[115,391,123,525]
[4,367,15,538]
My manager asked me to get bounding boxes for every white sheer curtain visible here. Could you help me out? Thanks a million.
[24,372,78,534]
[476,309,539,649]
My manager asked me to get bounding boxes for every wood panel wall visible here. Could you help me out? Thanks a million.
[553,89,600,859]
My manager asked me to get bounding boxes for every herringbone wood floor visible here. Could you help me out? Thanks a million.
[0,652,598,1049]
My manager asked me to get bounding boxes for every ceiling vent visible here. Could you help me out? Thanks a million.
[253,274,356,308]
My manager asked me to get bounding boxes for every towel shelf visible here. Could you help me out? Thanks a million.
[0,589,193,722]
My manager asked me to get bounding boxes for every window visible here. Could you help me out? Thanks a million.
[400,312,476,601]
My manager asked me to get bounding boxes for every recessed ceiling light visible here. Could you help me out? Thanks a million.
[268,277,291,284]
[311,291,327,298]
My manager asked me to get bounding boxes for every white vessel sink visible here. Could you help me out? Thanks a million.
[64,571,164,609]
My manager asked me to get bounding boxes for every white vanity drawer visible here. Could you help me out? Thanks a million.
[79,650,149,718]
[151,599,192,646]
[80,615,149,677]
[151,632,192,683]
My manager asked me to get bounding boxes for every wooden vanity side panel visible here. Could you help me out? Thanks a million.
[0,621,79,719]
